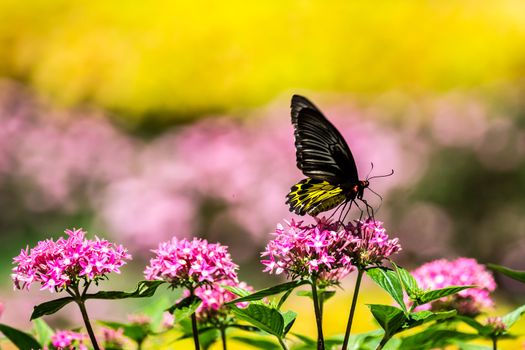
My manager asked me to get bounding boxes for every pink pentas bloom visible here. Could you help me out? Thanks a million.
[261,218,355,285]
[101,327,125,349]
[411,257,496,316]
[12,228,131,292]
[127,313,151,325]
[344,219,401,268]
[51,330,88,350]
[182,280,253,325]
[144,237,238,288]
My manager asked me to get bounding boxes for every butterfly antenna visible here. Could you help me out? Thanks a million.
[367,169,394,180]
[365,162,375,181]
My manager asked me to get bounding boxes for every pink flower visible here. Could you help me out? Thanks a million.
[127,313,151,325]
[12,228,131,292]
[344,219,401,268]
[144,238,238,288]
[183,280,253,325]
[162,312,175,329]
[411,257,496,316]
[51,330,88,350]
[101,327,125,349]
[486,316,506,335]
[261,218,355,285]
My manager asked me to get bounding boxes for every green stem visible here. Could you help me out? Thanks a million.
[70,284,100,350]
[278,337,289,350]
[342,269,364,350]
[310,278,325,350]
[190,288,200,350]
[492,336,497,350]
[220,326,227,350]
[77,300,100,350]
[376,336,389,350]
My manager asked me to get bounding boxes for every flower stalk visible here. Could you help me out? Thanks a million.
[310,277,325,350]
[341,268,364,350]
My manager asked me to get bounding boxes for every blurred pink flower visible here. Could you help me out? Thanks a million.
[344,219,401,268]
[144,237,238,288]
[12,228,131,292]
[411,257,496,316]
[162,311,175,329]
[127,313,151,325]
[51,329,88,350]
[186,280,253,324]
[261,218,355,285]
[100,327,125,349]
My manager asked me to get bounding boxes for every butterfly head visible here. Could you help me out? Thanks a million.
[356,180,369,200]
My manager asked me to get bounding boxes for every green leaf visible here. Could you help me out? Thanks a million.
[230,304,284,337]
[277,289,293,309]
[401,328,479,350]
[488,264,525,283]
[393,264,419,297]
[454,341,492,350]
[296,289,336,304]
[368,304,407,338]
[292,333,316,346]
[226,280,309,304]
[231,335,280,349]
[86,280,165,300]
[167,295,201,322]
[99,321,149,344]
[417,286,473,306]
[502,304,525,329]
[367,268,407,313]
[281,310,297,336]
[455,315,490,334]
[32,318,54,347]
[222,285,253,298]
[0,323,42,350]
[30,296,75,320]
[406,310,457,329]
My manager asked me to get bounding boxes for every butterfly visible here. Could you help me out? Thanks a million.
[285,95,386,217]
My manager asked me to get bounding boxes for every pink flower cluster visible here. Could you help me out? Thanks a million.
[261,218,355,284]
[344,219,401,268]
[144,238,238,288]
[190,280,252,324]
[12,228,131,292]
[411,257,496,316]
[101,327,125,349]
[262,218,401,284]
[51,330,88,350]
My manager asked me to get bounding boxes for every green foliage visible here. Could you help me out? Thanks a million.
[488,264,525,283]
[0,323,41,350]
[99,320,150,344]
[366,267,407,313]
[166,295,201,322]
[230,304,296,339]
[226,280,309,304]
[32,318,54,347]
[31,280,165,320]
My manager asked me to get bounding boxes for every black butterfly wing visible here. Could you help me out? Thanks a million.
[291,95,358,184]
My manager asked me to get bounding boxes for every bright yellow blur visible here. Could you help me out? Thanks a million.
[1,1,525,123]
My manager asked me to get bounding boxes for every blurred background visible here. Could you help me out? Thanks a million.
[1,0,525,348]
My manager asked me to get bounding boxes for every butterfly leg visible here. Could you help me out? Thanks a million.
[341,201,354,223]
[352,200,365,220]
[360,199,375,220]
[327,200,347,222]
[337,201,349,223]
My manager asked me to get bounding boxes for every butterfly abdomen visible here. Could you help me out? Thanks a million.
[286,178,347,216]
